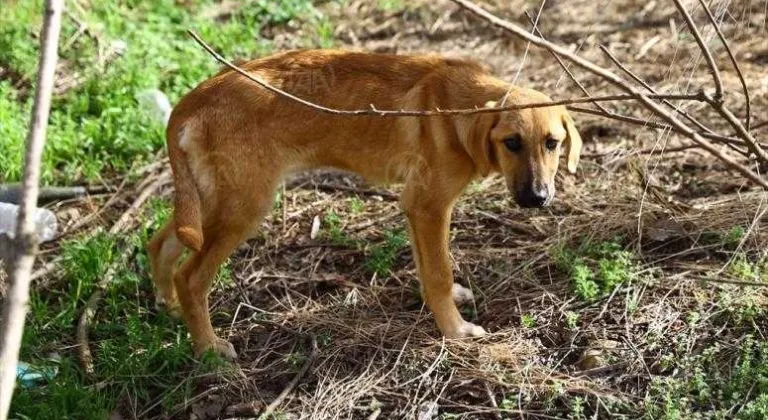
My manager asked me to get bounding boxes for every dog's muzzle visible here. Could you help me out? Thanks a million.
[516,184,552,208]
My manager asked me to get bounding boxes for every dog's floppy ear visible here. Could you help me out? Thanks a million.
[458,100,499,177]
[562,110,583,174]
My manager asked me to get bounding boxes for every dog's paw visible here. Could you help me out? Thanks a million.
[195,338,238,361]
[451,283,475,305]
[155,295,182,319]
[444,321,487,339]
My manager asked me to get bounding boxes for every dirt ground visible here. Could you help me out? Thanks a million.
[14,0,768,418]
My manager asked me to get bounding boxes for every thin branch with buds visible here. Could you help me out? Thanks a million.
[449,0,767,189]
[187,30,703,117]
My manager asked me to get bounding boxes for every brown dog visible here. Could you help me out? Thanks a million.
[147,49,582,359]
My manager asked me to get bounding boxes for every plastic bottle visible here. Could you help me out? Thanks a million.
[0,202,58,243]
[136,89,172,126]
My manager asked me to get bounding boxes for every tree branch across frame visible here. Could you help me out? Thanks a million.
[187,0,767,189]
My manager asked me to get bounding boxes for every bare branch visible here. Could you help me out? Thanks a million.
[450,0,767,189]
[697,0,751,131]
[672,0,725,101]
[568,105,760,153]
[187,30,701,117]
[0,1,64,418]
[598,44,719,137]
[523,11,612,116]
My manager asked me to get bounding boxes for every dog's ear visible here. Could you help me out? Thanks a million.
[562,110,583,174]
[457,100,499,177]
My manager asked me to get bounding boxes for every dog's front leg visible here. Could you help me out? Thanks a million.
[402,197,486,339]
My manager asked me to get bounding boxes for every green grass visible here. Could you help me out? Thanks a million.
[644,336,768,419]
[551,237,644,303]
[13,198,241,419]
[318,209,409,276]
[321,210,355,246]
[365,229,408,276]
[5,1,329,417]
[0,0,327,184]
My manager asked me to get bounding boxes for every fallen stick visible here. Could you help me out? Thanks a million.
[258,333,318,420]
[0,184,112,205]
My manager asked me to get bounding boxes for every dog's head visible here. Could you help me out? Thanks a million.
[460,88,582,208]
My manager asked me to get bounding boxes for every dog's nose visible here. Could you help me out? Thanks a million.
[518,185,549,208]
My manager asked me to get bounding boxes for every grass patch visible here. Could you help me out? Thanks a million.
[0,0,325,184]
[645,337,768,419]
[12,198,240,418]
[365,229,408,276]
[551,238,644,302]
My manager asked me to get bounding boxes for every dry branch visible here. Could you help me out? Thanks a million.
[0,2,64,418]
[258,333,318,420]
[696,0,751,131]
[187,29,705,117]
[672,0,724,101]
[449,0,767,189]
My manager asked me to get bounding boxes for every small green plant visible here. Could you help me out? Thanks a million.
[643,337,768,419]
[729,253,765,282]
[551,238,640,302]
[565,311,580,329]
[284,351,309,368]
[723,225,745,246]
[322,210,354,246]
[572,263,600,302]
[569,396,586,420]
[365,229,408,276]
[521,313,536,328]
[348,196,365,214]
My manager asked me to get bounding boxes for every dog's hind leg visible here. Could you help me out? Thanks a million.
[148,219,185,316]
[173,182,277,359]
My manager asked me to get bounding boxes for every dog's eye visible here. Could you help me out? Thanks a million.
[545,138,559,151]
[503,135,522,152]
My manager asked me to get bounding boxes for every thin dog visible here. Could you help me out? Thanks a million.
[147,50,583,359]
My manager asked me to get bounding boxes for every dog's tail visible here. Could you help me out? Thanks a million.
[167,117,204,253]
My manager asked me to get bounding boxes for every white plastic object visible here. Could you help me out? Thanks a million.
[136,89,172,126]
[0,202,58,243]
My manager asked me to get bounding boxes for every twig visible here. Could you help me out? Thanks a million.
[109,171,170,234]
[692,275,768,288]
[0,2,64,418]
[0,184,111,205]
[705,94,768,162]
[449,0,768,188]
[524,12,611,116]
[568,105,765,149]
[697,0,751,131]
[258,333,318,420]
[583,143,700,158]
[186,30,703,116]
[671,0,767,161]
[672,0,724,102]
[598,45,719,137]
